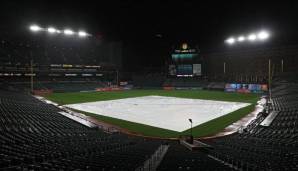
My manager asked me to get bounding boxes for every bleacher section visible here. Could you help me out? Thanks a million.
[0,89,162,170]
[206,82,298,170]
[163,78,208,88]
[7,80,108,92]
[1,78,298,170]
[133,73,165,88]
[0,35,121,66]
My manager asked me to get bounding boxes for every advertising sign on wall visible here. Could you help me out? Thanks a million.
[225,83,268,93]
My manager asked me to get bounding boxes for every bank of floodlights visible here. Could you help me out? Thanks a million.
[29,24,90,38]
[225,30,270,45]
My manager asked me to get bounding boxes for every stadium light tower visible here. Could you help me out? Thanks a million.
[224,29,273,111]
[30,25,41,32]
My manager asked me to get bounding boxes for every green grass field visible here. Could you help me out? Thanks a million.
[45,90,259,138]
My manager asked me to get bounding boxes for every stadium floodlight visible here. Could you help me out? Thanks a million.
[64,29,74,35]
[47,27,56,33]
[237,36,245,42]
[28,24,91,37]
[258,30,269,40]
[78,31,87,37]
[248,34,257,41]
[225,29,271,45]
[30,25,41,32]
[225,37,235,44]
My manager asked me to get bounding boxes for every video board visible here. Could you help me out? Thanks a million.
[171,43,198,62]
[177,65,193,75]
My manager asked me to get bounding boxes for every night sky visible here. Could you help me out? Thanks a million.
[1,0,298,70]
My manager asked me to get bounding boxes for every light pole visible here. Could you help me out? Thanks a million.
[224,30,272,103]
[116,69,119,86]
[188,118,193,143]
[28,24,92,93]
[268,59,272,102]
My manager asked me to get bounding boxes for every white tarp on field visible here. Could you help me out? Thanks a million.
[64,96,250,132]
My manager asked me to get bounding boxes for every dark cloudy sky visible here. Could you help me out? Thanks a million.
[1,0,298,69]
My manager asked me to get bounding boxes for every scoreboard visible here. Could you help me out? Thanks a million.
[168,43,202,77]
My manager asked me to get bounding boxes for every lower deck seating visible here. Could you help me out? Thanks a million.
[0,89,161,170]
[207,82,298,170]
[1,81,298,170]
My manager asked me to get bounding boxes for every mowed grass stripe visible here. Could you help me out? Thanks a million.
[45,90,259,105]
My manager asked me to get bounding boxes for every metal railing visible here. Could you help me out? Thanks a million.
[135,144,170,171]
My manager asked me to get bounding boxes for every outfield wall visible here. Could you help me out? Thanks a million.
[225,83,268,93]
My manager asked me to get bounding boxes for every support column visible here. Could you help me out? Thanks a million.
[30,59,34,93]
[281,59,284,73]
[223,62,226,74]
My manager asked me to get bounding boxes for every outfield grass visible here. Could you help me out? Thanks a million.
[45,89,259,105]
[45,90,259,138]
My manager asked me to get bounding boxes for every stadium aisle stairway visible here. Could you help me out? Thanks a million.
[157,142,231,171]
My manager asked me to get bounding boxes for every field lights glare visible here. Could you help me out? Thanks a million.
[30,25,41,32]
[225,30,270,45]
[47,27,56,33]
[258,31,269,40]
[64,29,74,35]
[237,36,245,42]
[78,31,87,37]
[226,37,235,44]
[28,24,91,37]
[248,34,257,41]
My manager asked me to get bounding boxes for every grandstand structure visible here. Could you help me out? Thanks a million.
[1,31,298,170]
[203,45,298,83]
[0,8,298,171]
[0,31,122,93]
